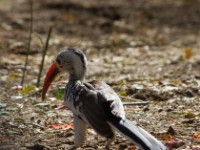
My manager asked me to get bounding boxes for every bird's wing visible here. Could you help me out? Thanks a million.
[88,80,125,119]
[86,81,166,150]
[74,81,114,138]
[74,81,165,150]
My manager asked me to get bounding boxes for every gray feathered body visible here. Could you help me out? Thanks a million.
[64,80,166,150]
[43,48,166,149]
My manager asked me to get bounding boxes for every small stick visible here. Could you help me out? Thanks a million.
[21,0,33,86]
[33,33,45,48]
[123,101,150,106]
[26,122,45,129]
[36,26,53,87]
[120,95,145,102]
[120,96,150,106]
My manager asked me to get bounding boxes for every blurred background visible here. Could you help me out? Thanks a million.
[0,0,200,149]
[1,0,200,84]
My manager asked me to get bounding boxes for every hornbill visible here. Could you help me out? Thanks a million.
[42,48,166,150]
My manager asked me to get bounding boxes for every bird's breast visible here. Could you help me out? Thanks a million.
[64,82,83,115]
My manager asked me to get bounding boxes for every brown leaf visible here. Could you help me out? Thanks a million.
[51,123,74,130]
[61,123,74,130]
[51,123,60,129]
[184,47,192,60]
[165,140,184,149]
[193,133,200,139]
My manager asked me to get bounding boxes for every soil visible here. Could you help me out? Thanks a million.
[0,0,200,149]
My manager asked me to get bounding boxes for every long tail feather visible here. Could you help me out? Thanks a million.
[108,118,166,150]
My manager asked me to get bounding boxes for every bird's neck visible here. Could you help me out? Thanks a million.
[69,67,86,82]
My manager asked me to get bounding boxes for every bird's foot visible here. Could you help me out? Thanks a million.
[105,137,115,150]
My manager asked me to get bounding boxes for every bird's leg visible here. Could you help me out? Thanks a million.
[105,134,115,149]
[69,115,86,149]
[68,145,77,150]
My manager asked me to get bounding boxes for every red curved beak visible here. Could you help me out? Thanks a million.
[42,63,60,100]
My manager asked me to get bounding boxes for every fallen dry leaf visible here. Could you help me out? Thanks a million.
[165,140,184,149]
[184,47,192,60]
[52,123,74,130]
[193,133,200,139]
[61,123,74,130]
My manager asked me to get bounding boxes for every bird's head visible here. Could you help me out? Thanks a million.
[42,48,87,100]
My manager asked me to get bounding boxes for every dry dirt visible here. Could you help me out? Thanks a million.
[0,0,200,150]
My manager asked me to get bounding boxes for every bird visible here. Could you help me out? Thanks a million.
[42,48,166,150]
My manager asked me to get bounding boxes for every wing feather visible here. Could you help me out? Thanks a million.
[76,82,114,138]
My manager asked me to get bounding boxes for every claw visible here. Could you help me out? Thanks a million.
[105,136,115,149]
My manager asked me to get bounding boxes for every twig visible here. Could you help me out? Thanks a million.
[26,122,45,129]
[120,96,145,102]
[36,26,53,87]
[107,79,145,86]
[123,101,150,106]
[120,96,150,106]
[33,33,45,48]
[21,0,33,86]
